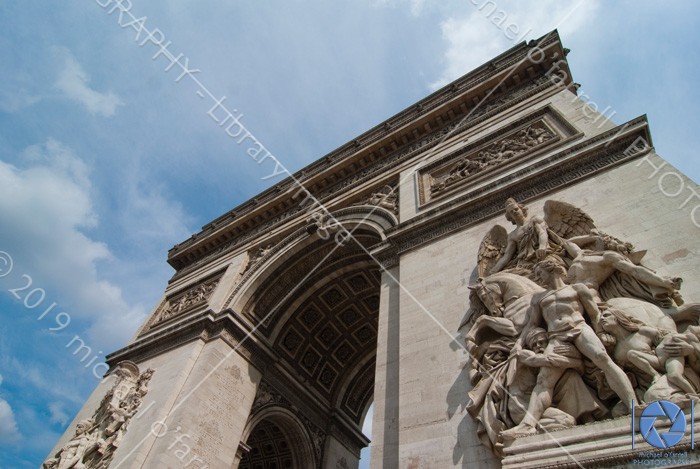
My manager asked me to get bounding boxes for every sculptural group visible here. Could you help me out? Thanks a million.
[43,362,154,469]
[462,198,699,454]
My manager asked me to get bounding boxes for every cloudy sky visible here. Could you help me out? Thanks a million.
[0,1,698,466]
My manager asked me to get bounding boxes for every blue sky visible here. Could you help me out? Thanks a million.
[0,1,698,467]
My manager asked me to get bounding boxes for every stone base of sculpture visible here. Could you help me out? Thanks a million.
[502,401,700,468]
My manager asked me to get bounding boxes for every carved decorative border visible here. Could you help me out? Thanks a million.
[417,105,581,206]
[389,116,651,254]
[224,206,397,308]
[170,73,559,278]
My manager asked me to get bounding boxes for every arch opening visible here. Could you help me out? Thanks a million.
[237,211,391,467]
[238,408,317,469]
[239,419,294,469]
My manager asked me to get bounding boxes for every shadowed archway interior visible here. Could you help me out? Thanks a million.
[243,229,381,425]
[239,227,382,467]
[239,419,293,469]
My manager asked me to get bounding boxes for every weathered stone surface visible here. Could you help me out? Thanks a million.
[47,30,699,468]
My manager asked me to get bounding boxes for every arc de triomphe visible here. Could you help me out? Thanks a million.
[45,31,700,468]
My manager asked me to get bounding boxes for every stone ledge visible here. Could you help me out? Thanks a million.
[502,405,700,468]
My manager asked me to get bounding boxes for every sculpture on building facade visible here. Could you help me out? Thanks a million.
[462,198,699,455]
[152,278,219,328]
[43,362,154,469]
[430,124,555,195]
[364,185,398,214]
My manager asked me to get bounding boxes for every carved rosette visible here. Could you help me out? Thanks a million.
[43,361,154,469]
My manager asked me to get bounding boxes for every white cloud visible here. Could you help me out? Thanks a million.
[118,174,194,250]
[430,12,506,90]
[430,0,599,90]
[0,140,146,349]
[0,399,20,443]
[53,47,123,117]
[48,402,69,427]
[0,339,86,405]
[0,88,41,113]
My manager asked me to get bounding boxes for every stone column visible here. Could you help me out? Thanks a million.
[324,433,360,469]
[370,265,400,468]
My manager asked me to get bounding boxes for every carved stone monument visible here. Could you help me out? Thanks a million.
[43,362,153,469]
[463,198,700,460]
[47,31,699,468]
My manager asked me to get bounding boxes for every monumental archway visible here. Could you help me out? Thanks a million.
[46,31,700,468]
[230,206,396,467]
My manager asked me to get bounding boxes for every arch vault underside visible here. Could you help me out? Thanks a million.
[235,223,384,467]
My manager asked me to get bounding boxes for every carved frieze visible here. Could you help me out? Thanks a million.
[430,124,554,194]
[43,362,154,469]
[418,106,579,206]
[145,274,222,333]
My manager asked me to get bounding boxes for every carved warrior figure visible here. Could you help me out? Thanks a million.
[365,185,398,213]
[599,307,697,394]
[43,419,98,469]
[510,328,605,431]
[43,362,154,469]
[485,198,554,277]
[430,125,555,195]
[563,233,683,308]
[464,198,700,455]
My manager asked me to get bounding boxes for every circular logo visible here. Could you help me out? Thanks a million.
[639,400,686,448]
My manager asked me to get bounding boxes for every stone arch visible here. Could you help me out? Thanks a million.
[238,406,317,469]
[225,205,396,315]
[228,205,393,467]
[333,348,377,425]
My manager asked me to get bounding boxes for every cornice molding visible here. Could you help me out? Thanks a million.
[167,32,570,273]
[106,311,273,372]
[388,116,652,254]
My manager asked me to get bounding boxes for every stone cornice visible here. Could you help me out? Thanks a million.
[387,116,652,254]
[105,309,275,373]
[167,30,571,273]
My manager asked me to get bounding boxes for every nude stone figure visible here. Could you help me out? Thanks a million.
[563,233,682,305]
[501,258,637,438]
[43,419,98,469]
[599,308,695,394]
